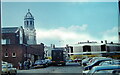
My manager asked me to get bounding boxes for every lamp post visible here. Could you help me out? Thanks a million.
[26,45,27,61]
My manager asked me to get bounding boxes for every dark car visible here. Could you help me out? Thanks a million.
[82,58,92,66]
[74,58,82,62]
[33,60,48,68]
[45,59,52,66]
[84,58,112,70]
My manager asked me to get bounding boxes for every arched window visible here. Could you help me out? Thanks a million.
[30,21,32,25]
[4,53,8,57]
[27,21,29,25]
[33,21,34,25]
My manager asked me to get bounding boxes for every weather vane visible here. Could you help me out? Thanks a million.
[28,9,30,12]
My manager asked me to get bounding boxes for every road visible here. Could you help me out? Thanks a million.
[17,62,83,74]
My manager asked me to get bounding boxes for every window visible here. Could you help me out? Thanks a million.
[12,53,16,57]
[4,53,8,57]
[28,54,31,57]
[2,39,6,44]
[30,21,32,25]
[2,39,10,44]
[33,21,34,25]
[101,45,106,51]
[20,30,23,44]
[24,21,26,25]
[26,21,29,25]
[6,39,10,44]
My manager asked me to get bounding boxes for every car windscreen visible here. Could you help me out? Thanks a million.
[35,60,42,64]
[2,65,7,68]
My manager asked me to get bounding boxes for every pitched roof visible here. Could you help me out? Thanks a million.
[2,27,19,33]
[24,9,34,19]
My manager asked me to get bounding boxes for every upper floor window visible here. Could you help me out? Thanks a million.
[2,39,10,44]
[4,53,8,57]
[12,53,16,57]
[2,39,6,44]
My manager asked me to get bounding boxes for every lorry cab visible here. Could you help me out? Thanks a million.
[51,49,66,66]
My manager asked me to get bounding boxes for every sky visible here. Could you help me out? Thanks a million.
[2,1,119,46]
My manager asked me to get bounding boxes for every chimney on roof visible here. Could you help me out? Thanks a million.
[111,42,113,44]
[101,41,103,43]
[105,40,107,44]
[87,40,89,43]
[51,44,55,48]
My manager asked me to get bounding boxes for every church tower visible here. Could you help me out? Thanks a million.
[24,9,36,44]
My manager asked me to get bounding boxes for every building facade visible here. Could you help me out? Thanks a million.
[1,9,44,68]
[2,44,44,68]
[68,41,120,58]
[2,26,26,44]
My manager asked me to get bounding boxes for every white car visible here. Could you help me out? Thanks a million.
[7,63,17,75]
[2,64,9,75]
[99,60,120,66]
[83,70,90,74]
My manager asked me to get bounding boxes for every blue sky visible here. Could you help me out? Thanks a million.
[2,2,119,46]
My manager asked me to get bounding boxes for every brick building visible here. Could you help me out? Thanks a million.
[1,26,44,68]
[2,26,26,44]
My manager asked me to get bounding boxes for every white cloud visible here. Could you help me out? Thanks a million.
[36,25,118,46]
[36,24,99,46]
[68,24,88,31]
[102,27,118,43]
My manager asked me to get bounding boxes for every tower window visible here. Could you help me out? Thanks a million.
[24,21,26,25]
[27,21,29,25]
[33,21,34,25]
[30,21,32,25]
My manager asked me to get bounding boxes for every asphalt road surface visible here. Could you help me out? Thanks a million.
[17,62,83,74]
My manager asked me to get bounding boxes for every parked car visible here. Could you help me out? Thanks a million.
[74,58,82,62]
[82,58,92,66]
[87,57,108,66]
[33,60,48,68]
[87,65,120,75]
[112,69,120,74]
[99,60,120,66]
[68,59,73,62]
[2,61,8,65]
[2,64,9,75]
[8,63,17,75]
[99,61,113,66]
[45,59,52,66]
[84,58,112,70]
[113,60,120,65]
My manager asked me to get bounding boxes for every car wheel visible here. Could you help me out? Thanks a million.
[8,72,10,75]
